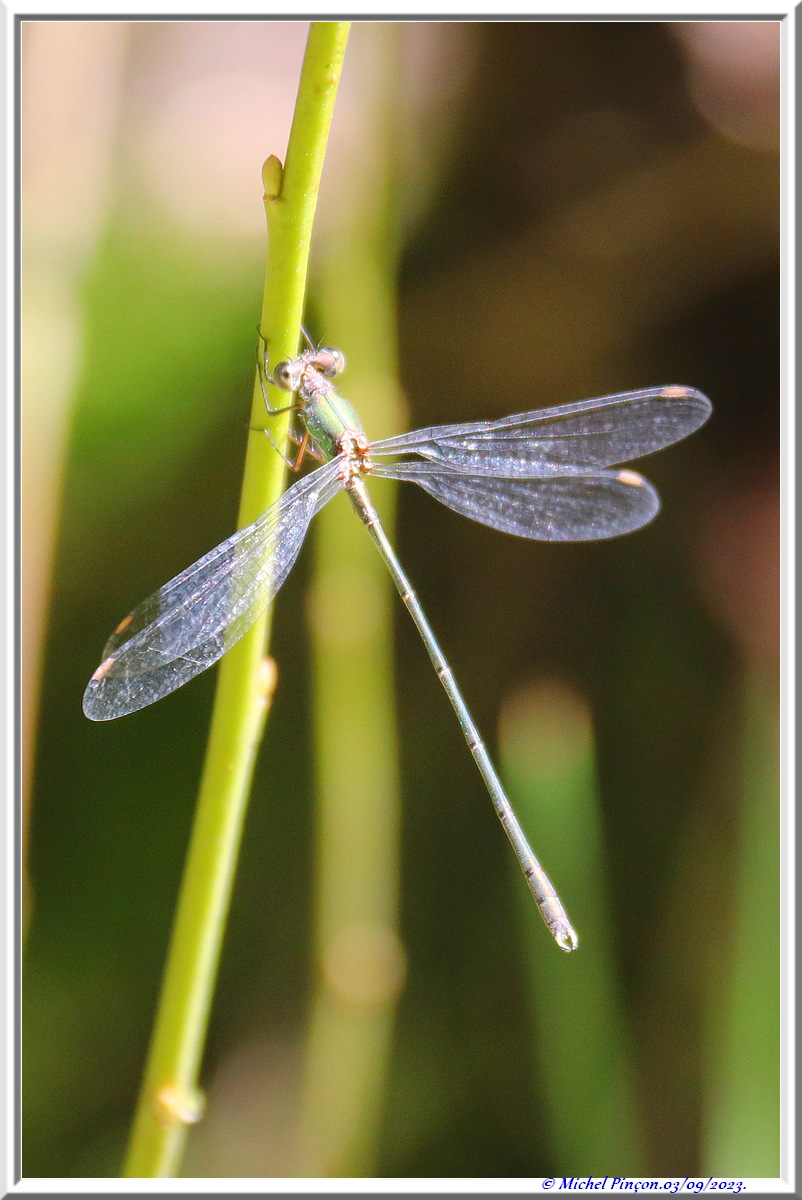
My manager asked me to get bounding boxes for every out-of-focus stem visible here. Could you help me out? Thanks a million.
[22,22,128,940]
[703,670,780,1175]
[296,23,406,1178]
[499,680,643,1172]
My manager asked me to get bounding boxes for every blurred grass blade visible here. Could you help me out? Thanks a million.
[703,671,780,1176]
[499,680,644,1173]
[295,23,406,1177]
[21,22,128,939]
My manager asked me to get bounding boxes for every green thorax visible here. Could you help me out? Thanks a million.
[301,383,366,461]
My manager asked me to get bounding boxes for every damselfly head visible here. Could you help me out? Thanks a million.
[314,347,345,379]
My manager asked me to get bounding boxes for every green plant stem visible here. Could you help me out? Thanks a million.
[123,22,350,1178]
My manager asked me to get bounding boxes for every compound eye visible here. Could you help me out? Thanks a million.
[273,361,293,391]
[318,348,345,378]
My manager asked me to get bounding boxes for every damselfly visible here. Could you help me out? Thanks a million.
[84,338,711,951]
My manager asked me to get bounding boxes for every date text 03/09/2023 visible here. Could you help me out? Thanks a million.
[551,1176,744,1193]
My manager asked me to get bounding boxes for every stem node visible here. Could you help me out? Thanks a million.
[262,154,284,200]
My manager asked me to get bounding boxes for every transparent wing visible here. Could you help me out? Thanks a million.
[371,386,711,477]
[83,459,344,720]
[373,461,660,541]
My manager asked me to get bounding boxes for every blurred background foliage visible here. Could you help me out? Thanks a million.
[21,19,780,1180]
